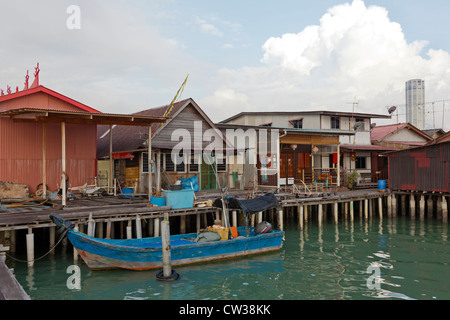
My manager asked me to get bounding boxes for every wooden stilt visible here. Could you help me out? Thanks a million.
[410,194,416,219]
[442,196,448,223]
[232,210,237,227]
[298,205,304,230]
[333,202,338,224]
[73,224,79,262]
[419,195,425,221]
[26,228,34,268]
[136,215,142,239]
[364,199,369,220]
[278,209,284,231]
[154,218,160,237]
[106,220,112,239]
[127,220,132,239]
[350,201,354,222]
[318,204,323,227]
[378,197,383,219]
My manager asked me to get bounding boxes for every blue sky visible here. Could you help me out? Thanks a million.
[2,0,450,128]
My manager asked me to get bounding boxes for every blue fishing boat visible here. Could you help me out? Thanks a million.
[50,214,284,271]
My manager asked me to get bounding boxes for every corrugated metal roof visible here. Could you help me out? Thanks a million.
[0,85,101,113]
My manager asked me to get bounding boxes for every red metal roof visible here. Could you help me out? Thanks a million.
[0,85,101,113]
[371,123,432,142]
[340,144,397,151]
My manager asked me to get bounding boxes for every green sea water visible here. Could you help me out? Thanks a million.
[7,215,450,300]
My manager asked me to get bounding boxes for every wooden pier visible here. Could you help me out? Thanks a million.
[0,245,30,300]
[0,187,448,298]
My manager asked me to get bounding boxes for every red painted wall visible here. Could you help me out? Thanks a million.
[0,90,98,194]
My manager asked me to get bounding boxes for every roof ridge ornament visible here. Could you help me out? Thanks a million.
[30,63,40,89]
[24,70,29,90]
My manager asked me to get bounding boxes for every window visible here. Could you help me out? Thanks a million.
[291,119,303,129]
[217,156,227,172]
[142,152,150,173]
[189,155,199,173]
[331,117,340,129]
[164,153,175,172]
[355,156,367,169]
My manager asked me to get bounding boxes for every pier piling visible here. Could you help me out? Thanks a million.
[26,228,34,268]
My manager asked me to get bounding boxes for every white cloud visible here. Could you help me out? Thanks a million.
[196,17,223,37]
[204,0,450,129]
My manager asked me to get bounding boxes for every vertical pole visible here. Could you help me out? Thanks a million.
[304,205,308,223]
[109,124,113,192]
[298,205,304,230]
[106,220,112,239]
[136,215,142,239]
[410,194,416,220]
[333,202,338,224]
[387,194,392,217]
[49,226,55,252]
[127,220,132,239]
[350,201,354,222]
[161,220,172,278]
[257,211,263,224]
[318,204,323,227]
[364,199,369,220]
[73,223,79,262]
[378,197,383,219]
[156,150,161,192]
[442,196,448,223]
[26,227,34,268]
[278,209,284,231]
[42,123,47,198]
[180,216,186,234]
[97,221,104,238]
[148,126,153,199]
[196,213,201,232]
[232,210,237,227]
[419,195,425,221]
[61,121,67,207]
[392,194,397,217]
[87,213,95,237]
[154,218,160,237]
[337,144,340,187]
[401,194,406,216]
[427,195,433,219]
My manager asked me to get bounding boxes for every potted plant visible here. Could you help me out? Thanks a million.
[347,170,359,190]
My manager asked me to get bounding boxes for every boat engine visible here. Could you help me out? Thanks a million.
[255,221,272,234]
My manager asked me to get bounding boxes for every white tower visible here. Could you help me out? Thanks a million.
[405,79,425,130]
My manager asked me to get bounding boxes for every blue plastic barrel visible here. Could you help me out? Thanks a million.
[150,196,166,207]
[378,180,386,191]
[122,187,134,199]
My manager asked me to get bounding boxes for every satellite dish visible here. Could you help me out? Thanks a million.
[371,123,377,129]
[388,106,397,115]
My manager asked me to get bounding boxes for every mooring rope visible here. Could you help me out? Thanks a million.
[4,229,69,264]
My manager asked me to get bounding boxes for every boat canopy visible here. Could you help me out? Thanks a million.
[213,193,279,215]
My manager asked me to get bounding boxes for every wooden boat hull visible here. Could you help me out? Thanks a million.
[67,227,285,271]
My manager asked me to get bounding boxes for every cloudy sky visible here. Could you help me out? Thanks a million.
[2,0,450,129]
